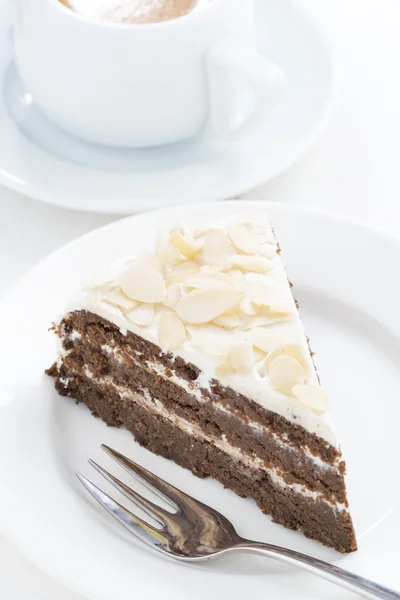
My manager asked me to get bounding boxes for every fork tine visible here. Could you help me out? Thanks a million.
[88,459,171,525]
[101,445,191,511]
[76,473,168,549]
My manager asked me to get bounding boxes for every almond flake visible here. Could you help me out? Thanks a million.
[202,230,235,266]
[187,325,232,356]
[102,288,138,311]
[166,261,200,285]
[292,384,329,414]
[138,253,164,274]
[257,356,269,377]
[118,264,166,303]
[213,311,240,329]
[248,327,280,353]
[158,313,186,351]
[228,255,272,274]
[84,275,116,290]
[247,283,283,308]
[260,242,277,258]
[250,219,275,244]
[242,312,293,330]
[126,303,154,327]
[155,229,170,261]
[266,344,310,374]
[163,284,182,309]
[176,289,242,325]
[228,224,260,255]
[226,268,246,291]
[253,348,266,363]
[240,295,258,315]
[169,229,198,260]
[185,266,226,280]
[268,355,306,395]
[215,355,234,378]
[184,274,232,292]
[249,279,292,314]
[229,341,253,374]
[155,230,181,265]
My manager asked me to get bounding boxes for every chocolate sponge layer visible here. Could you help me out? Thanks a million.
[47,310,357,553]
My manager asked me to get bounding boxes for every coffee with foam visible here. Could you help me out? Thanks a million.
[59,0,211,24]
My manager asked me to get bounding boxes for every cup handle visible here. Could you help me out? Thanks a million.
[206,41,288,140]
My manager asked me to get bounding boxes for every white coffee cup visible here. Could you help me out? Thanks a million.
[14,0,287,148]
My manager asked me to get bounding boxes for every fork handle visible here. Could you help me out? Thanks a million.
[236,540,399,600]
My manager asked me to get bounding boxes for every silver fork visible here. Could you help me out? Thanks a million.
[77,445,399,600]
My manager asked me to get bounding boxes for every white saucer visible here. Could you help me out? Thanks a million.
[0,1,335,214]
[0,201,399,600]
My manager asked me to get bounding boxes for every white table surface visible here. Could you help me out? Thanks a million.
[1,0,399,597]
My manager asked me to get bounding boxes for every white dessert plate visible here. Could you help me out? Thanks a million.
[0,201,399,600]
[0,0,334,214]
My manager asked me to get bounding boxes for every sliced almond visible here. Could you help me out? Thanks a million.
[118,264,166,303]
[102,288,138,311]
[242,311,293,330]
[260,242,277,259]
[158,312,186,351]
[251,280,292,314]
[83,276,115,291]
[163,284,182,309]
[109,256,136,279]
[126,303,154,327]
[253,348,266,363]
[246,282,283,308]
[185,266,226,281]
[229,341,253,374]
[250,219,275,244]
[202,230,235,266]
[240,295,258,316]
[169,229,198,260]
[138,253,164,274]
[266,344,310,374]
[155,229,169,261]
[226,268,246,291]
[292,384,329,414]
[184,274,232,292]
[176,289,242,325]
[257,356,269,378]
[215,354,234,378]
[155,229,181,265]
[213,311,240,329]
[228,223,261,255]
[166,260,200,285]
[265,301,293,316]
[268,355,306,395]
[247,284,270,307]
[187,325,232,356]
[248,327,280,354]
[228,255,272,274]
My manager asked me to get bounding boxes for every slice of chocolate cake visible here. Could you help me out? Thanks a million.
[47,216,357,553]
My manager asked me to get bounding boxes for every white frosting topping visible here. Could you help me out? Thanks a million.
[68,215,338,446]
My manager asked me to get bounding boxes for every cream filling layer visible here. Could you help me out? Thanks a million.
[66,363,345,513]
[98,339,341,473]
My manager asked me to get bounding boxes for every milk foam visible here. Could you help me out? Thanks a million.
[61,0,211,24]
